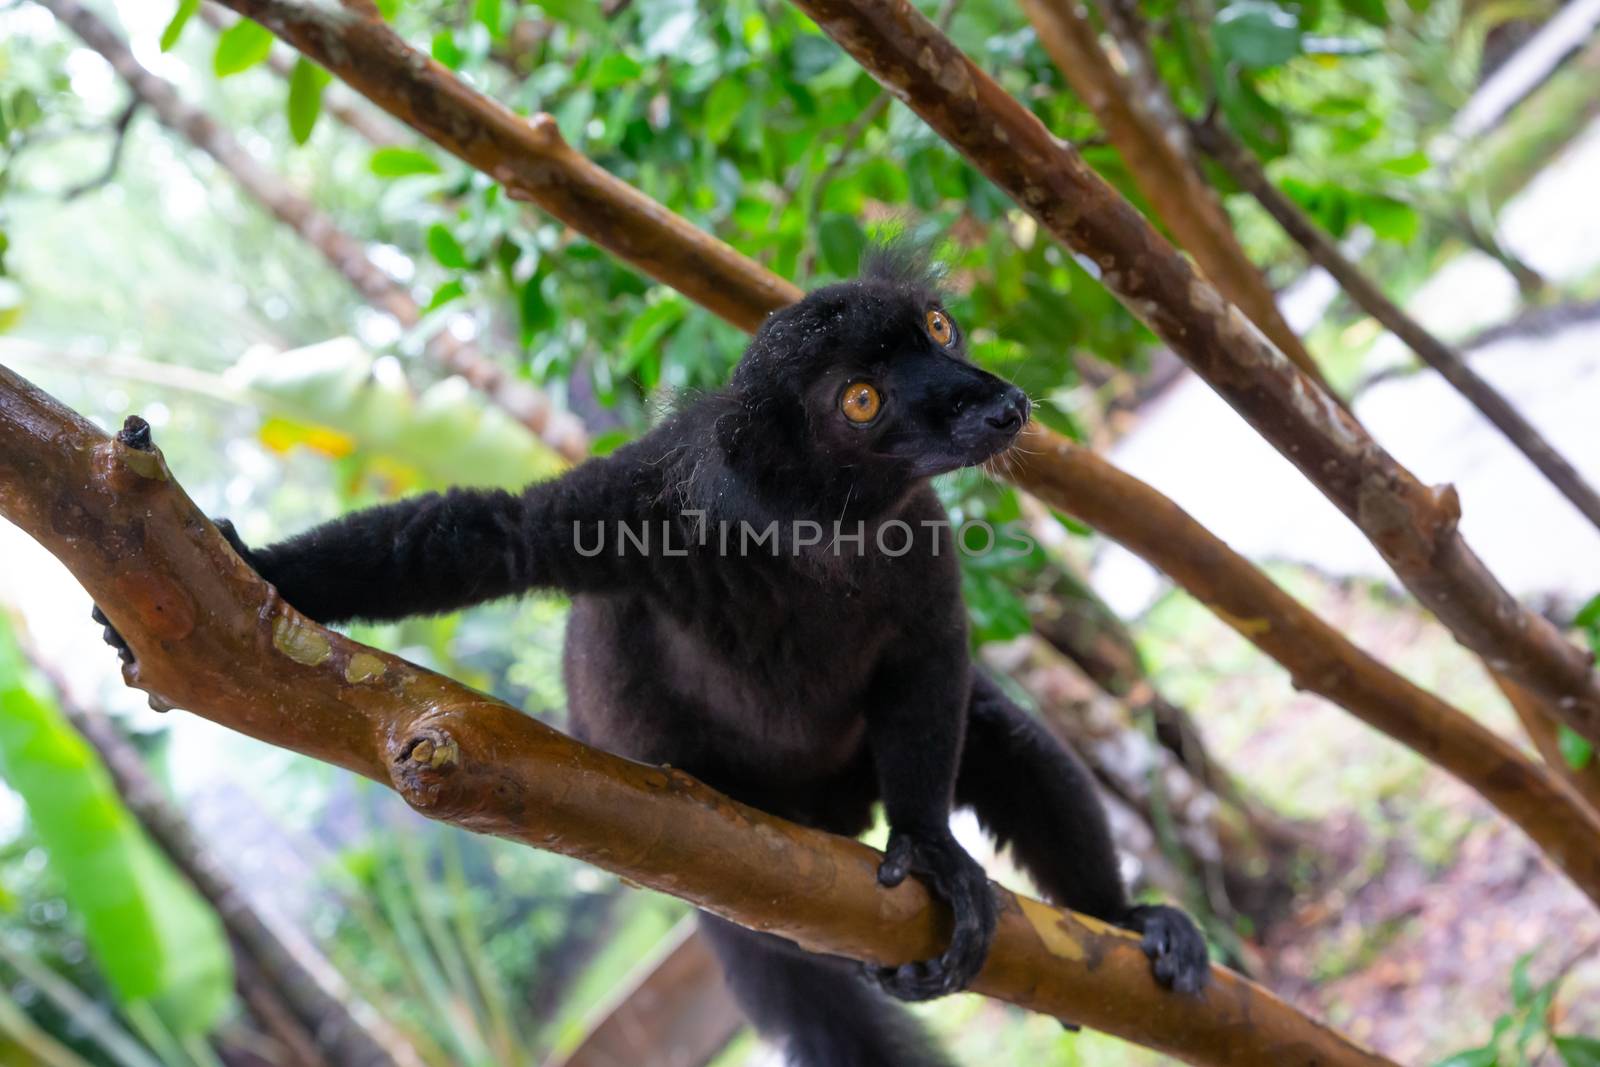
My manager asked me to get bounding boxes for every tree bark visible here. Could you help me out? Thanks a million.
[1021,0,1333,395]
[1188,115,1600,536]
[42,0,587,464]
[1494,672,1600,816]
[0,362,1397,1067]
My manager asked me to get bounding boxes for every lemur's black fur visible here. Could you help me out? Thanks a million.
[98,246,1207,1065]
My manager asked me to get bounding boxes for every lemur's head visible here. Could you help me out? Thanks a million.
[727,243,1030,490]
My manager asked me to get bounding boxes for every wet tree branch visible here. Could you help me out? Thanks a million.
[0,363,1397,1067]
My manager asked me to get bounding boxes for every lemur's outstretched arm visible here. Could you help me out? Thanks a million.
[862,615,998,1000]
[232,453,662,625]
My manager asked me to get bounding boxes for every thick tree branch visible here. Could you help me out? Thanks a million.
[1188,115,1600,535]
[42,0,587,463]
[1021,0,1333,396]
[0,364,1395,1067]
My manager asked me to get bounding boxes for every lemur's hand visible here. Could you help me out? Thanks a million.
[866,827,998,1000]
[1122,904,1210,995]
[91,518,255,667]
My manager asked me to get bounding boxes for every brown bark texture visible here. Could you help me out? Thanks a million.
[0,364,1397,1067]
[781,0,1600,746]
[213,0,1600,747]
[1188,115,1600,535]
[1021,0,1333,395]
[125,0,1600,901]
[1494,673,1600,816]
[545,922,742,1067]
[43,0,587,463]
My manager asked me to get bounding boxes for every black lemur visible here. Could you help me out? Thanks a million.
[98,246,1208,1065]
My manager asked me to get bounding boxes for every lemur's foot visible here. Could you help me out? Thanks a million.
[865,829,998,1000]
[1122,904,1210,995]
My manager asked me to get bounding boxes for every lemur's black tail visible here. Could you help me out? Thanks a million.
[699,913,954,1067]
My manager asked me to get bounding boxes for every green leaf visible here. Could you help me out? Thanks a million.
[1558,724,1594,771]
[1378,150,1431,177]
[1337,0,1389,26]
[432,30,465,70]
[703,79,744,143]
[591,53,644,91]
[159,0,200,52]
[286,58,331,145]
[1509,951,1535,1007]
[474,0,504,38]
[426,224,470,270]
[589,429,635,456]
[212,19,275,78]
[369,146,442,177]
[1432,1049,1499,1067]
[425,280,467,313]
[818,215,867,277]
[0,620,233,1035]
[537,0,607,35]
[519,274,555,344]
[1358,194,1420,242]
[1557,1036,1600,1067]
[1215,2,1304,69]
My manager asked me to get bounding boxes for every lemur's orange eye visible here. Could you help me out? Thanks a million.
[840,381,882,424]
[926,309,955,346]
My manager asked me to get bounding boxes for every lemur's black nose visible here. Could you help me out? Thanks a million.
[984,389,1031,434]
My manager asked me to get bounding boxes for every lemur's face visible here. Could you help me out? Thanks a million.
[788,282,1030,480]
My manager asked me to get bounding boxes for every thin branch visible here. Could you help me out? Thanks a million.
[0,364,1398,1067]
[61,97,140,200]
[1188,115,1600,537]
[45,0,588,463]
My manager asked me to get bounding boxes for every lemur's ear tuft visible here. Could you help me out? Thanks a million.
[860,232,945,294]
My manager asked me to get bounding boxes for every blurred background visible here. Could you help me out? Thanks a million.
[0,0,1599,1063]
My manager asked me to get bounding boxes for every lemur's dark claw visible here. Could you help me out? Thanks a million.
[866,829,998,1002]
[91,605,134,664]
[1123,904,1210,995]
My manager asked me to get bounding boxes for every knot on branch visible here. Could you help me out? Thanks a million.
[391,725,462,811]
[1356,456,1462,571]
